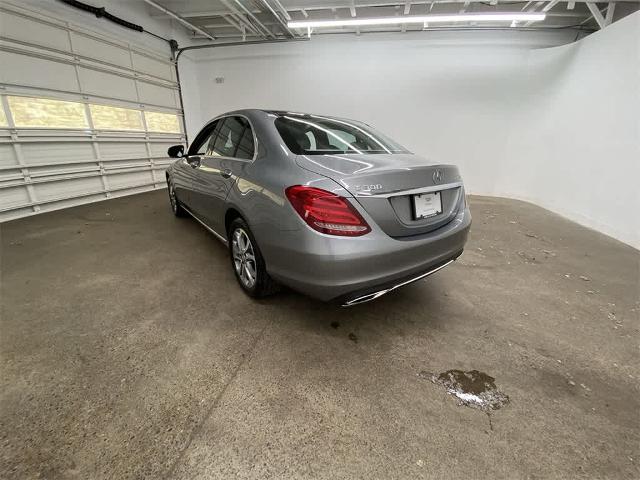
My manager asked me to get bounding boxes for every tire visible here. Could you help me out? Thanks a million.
[167,178,187,217]
[228,218,279,298]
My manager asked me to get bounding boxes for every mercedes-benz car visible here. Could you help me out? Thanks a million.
[166,110,471,306]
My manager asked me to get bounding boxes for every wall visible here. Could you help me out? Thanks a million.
[178,53,204,142]
[183,20,639,248]
[506,13,640,248]
[182,30,572,174]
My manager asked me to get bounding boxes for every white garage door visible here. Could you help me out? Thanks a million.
[0,2,185,221]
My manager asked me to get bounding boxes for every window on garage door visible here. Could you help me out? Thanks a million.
[8,96,88,129]
[90,104,143,131]
[0,104,7,127]
[145,111,181,133]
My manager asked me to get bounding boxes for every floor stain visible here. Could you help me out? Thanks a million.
[330,321,340,329]
[422,369,510,412]
[348,333,358,343]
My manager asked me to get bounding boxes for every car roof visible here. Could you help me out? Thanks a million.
[222,109,344,121]
[263,110,336,119]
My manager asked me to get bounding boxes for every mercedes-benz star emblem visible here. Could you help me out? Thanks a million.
[432,169,443,184]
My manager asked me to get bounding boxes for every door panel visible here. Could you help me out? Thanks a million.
[190,157,236,232]
[183,120,220,220]
[189,116,256,234]
[171,157,197,207]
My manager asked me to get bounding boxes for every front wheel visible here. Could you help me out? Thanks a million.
[167,179,187,217]
[228,218,278,298]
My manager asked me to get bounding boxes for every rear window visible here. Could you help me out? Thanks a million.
[274,115,407,155]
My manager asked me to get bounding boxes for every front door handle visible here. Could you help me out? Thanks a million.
[220,168,232,179]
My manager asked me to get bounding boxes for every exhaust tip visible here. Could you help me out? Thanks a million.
[342,289,390,307]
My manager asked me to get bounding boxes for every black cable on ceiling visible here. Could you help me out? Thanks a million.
[57,0,171,43]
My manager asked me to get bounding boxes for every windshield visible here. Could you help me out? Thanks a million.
[274,114,408,155]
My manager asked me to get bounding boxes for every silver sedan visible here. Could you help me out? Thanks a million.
[166,110,471,305]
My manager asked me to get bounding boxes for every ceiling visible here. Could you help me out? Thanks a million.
[144,0,640,41]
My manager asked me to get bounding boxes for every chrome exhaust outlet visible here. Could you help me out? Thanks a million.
[341,259,455,307]
[343,289,391,306]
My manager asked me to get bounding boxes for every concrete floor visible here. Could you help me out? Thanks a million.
[1,191,638,480]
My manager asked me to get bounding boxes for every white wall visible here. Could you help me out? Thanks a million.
[182,20,639,248]
[178,53,204,142]
[506,13,640,249]
[181,30,573,177]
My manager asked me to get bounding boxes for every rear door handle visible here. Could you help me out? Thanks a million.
[220,168,232,179]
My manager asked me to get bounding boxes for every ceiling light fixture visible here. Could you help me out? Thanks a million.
[288,13,546,29]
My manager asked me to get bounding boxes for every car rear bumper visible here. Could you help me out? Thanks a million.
[260,206,471,303]
[336,249,463,306]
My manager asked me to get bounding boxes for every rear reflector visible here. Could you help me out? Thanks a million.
[285,185,371,236]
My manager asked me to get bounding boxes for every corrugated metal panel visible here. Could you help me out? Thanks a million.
[0,2,184,222]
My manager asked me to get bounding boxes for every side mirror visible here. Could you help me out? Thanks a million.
[167,145,185,158]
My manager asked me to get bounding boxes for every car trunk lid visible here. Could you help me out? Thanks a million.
[295,153,465,238]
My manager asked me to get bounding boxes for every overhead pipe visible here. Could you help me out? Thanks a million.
[271,0,292,21]
[230,0,277,38]
[226,10,264,38]
[257,0,298,37]
[219,13,247,36]
[219,0,267,38]
[141,0,216,40]
[174,37,308,61]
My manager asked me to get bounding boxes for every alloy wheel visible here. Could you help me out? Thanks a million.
[232,227,257,289]
[168,183,177,213]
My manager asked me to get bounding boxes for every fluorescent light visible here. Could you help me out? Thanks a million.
[288,13,546,29]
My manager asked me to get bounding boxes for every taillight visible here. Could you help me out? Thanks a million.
[285,185,371,236]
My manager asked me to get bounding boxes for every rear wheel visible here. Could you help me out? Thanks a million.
[228,218,278,298]
[167,179,187,217]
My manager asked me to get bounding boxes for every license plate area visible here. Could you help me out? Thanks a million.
[412,191,442,219]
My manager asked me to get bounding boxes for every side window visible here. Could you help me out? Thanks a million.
[205,121,224,155]
[327,129,356,149]
[235,121,255,160]
[305,131,317,150]
[188,120,219,156]
[209,117,255,159]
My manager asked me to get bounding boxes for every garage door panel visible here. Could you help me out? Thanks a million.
[0,3,181,221]
[110,184,159,199]
[70,32,132,68]
[107,170,154,189]
[0,12,71,52]
[0,185,32,209]
[99,142,147,160]
[0,144,18,167]
[78,67,138,102]
[34,176,104,201]
[29,162,99,180]
[106,158,149,169]
[149,142,180,158]
[38,193,106,213]
[0,51,79,92]
[21,142,95,165]
[137,82,178,109]
[0,168,24,188]
[132,53,174,82]
[0,206,33,221]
